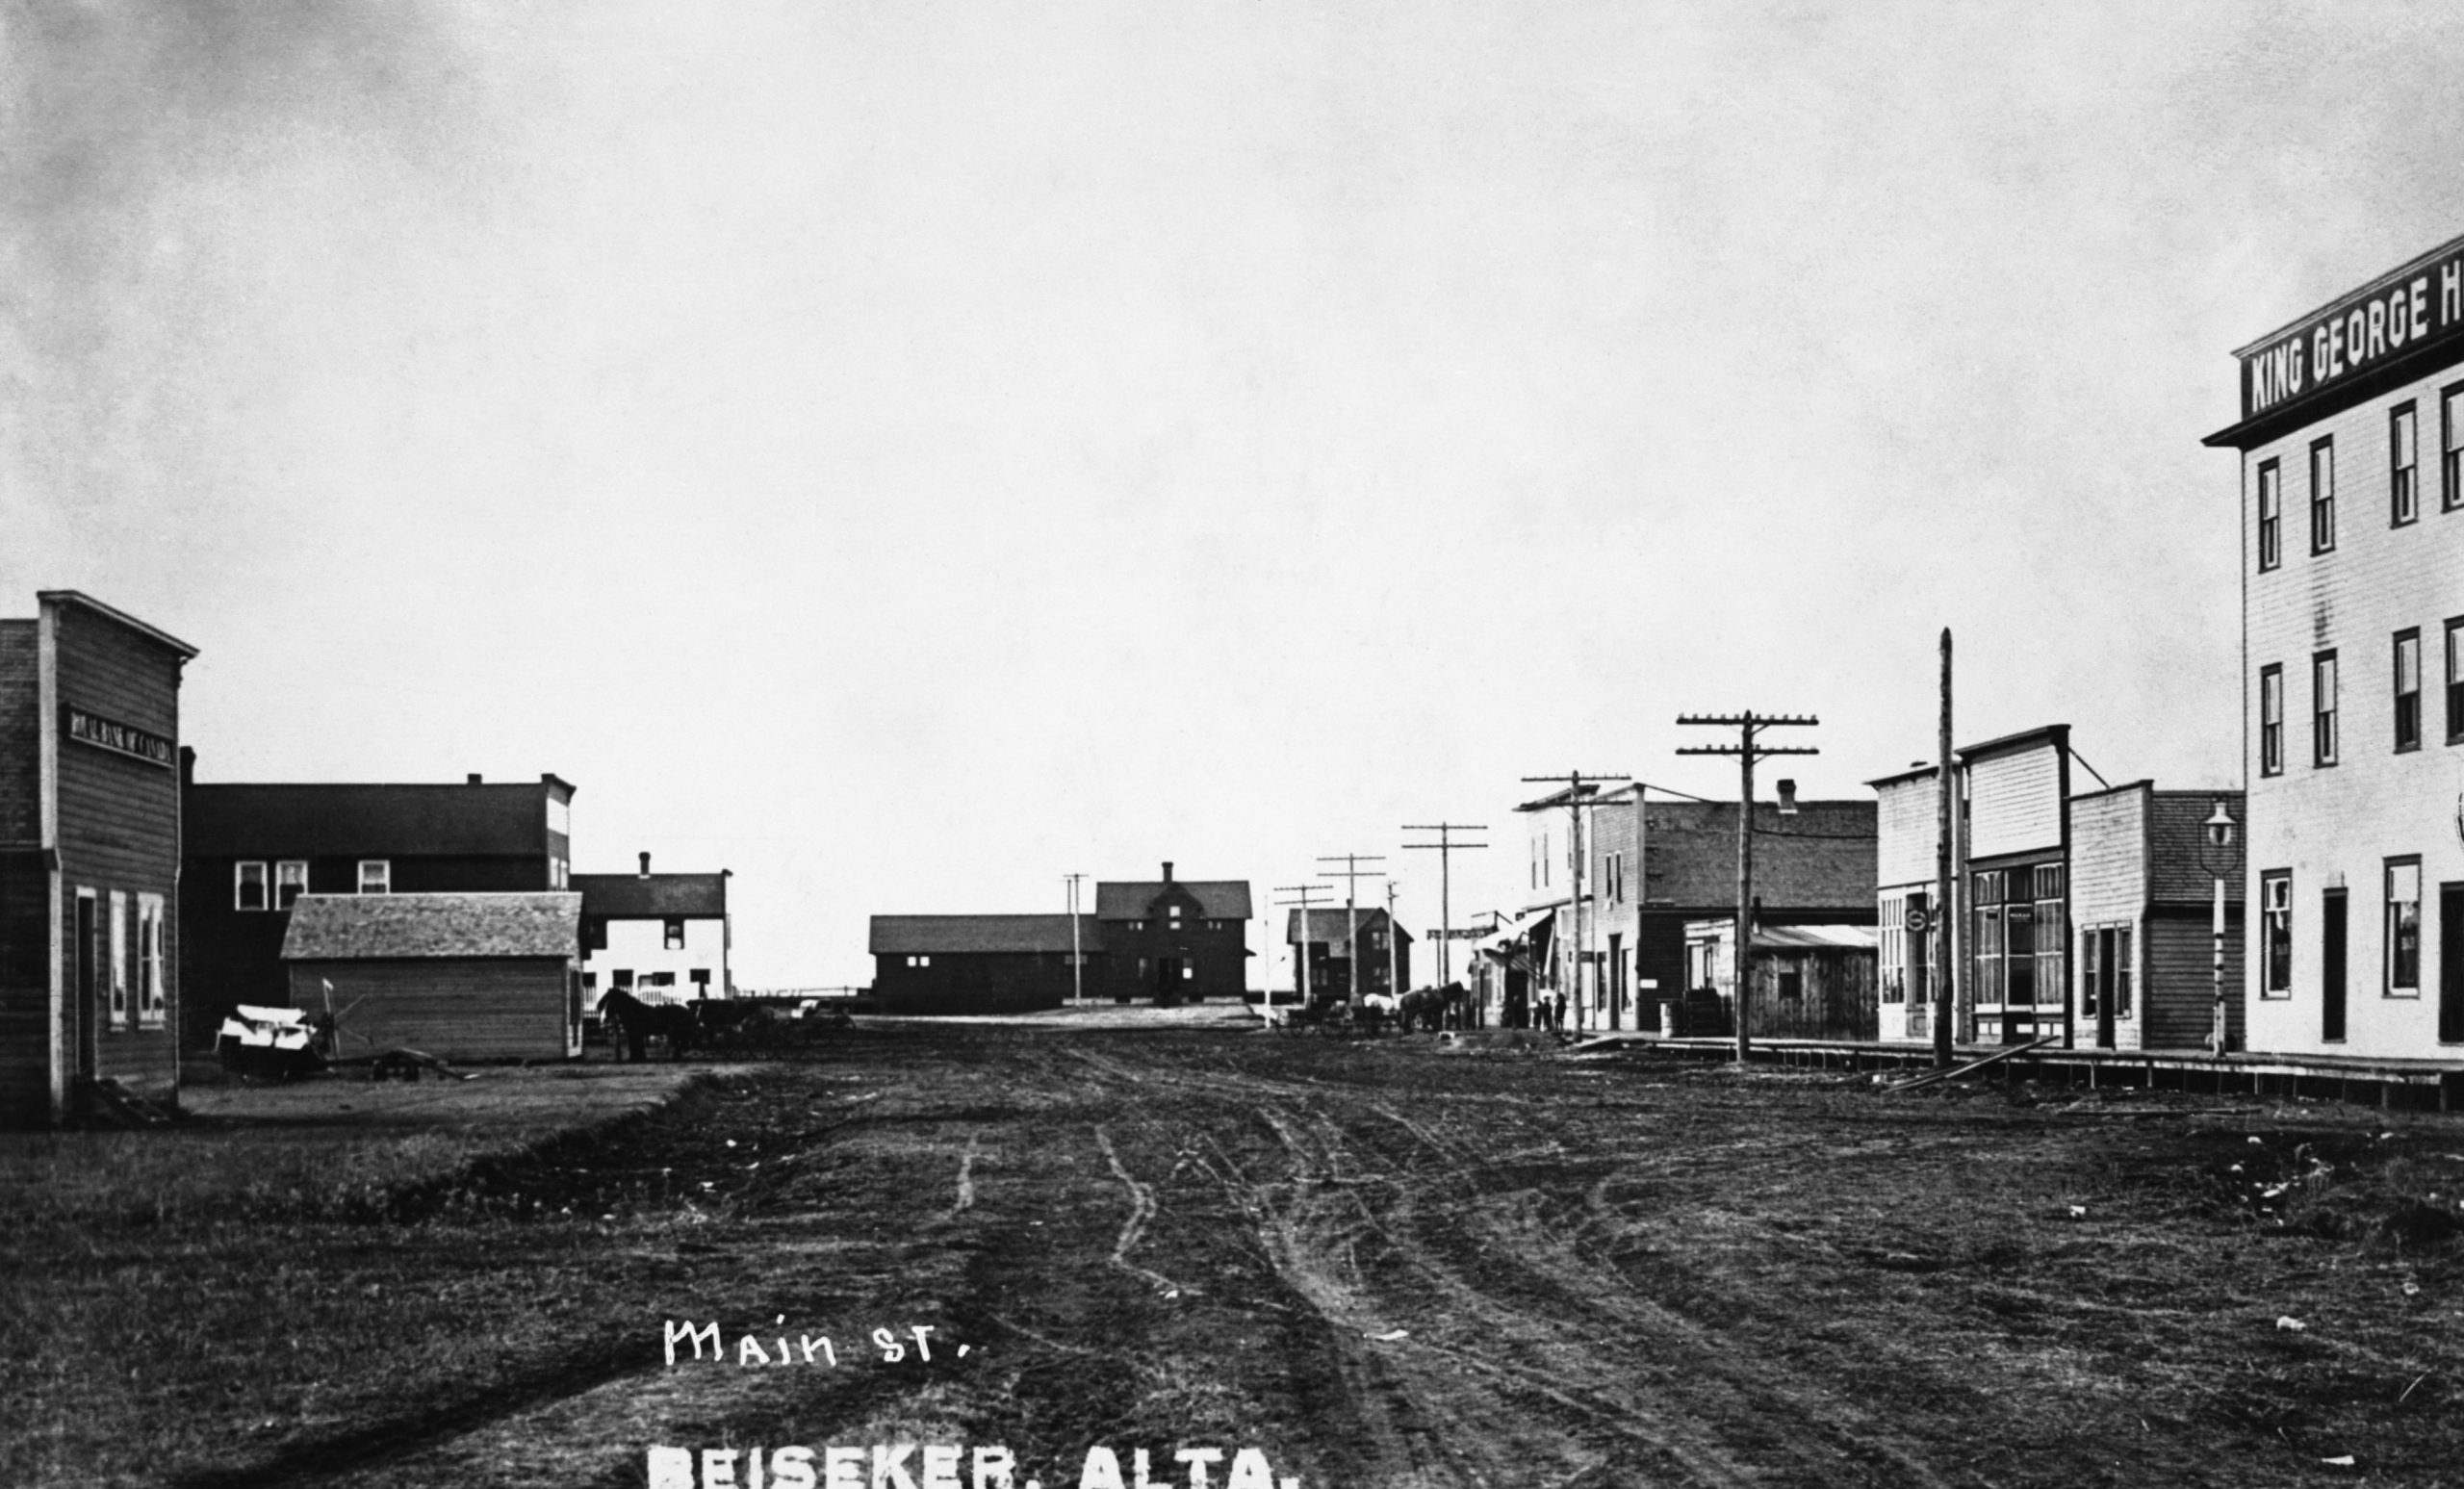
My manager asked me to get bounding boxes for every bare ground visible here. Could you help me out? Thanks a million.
[9,1022,2464,1488]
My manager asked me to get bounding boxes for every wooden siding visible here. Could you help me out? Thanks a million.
[50,601,185,1107]
[2240,351,2464,1060]
[1875,775,1939,889]
[875,952,1076,1014]
[0,622,37,845]
[0,850,49,1125]
[1967,743,2063,860]
[1747,946,1879,1040]
[1093,889,1245,1002]
[2069,786,2149,927]
[287,957,576,1062]
[2145,908,2246,1051]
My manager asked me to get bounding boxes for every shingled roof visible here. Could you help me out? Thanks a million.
[869,914,1105,956]
[186,781,569,858]
[1095,879,1252,919]
[280,892,582,961]
[1285,907,1408,948]
[574,872,728,919]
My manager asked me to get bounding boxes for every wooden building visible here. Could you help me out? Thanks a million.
[1523,783,1878,1034]
[279,892,583,1062]
[2070,783,2246,1051]
[868,914,1100,1014]
[574,853,731,1008]
[1870,726,2073,1046]
[181,769,576,1049]
[1285,907,1412,1003]
[2204,231,2464,1061]
[1092,863,1251,1003]
[1681,920,1879,1040]
[0,592,197,1125]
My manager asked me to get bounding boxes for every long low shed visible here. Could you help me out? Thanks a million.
[281,892,583,1062]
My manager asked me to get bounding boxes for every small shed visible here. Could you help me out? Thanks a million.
[1683,919,1880,1040]
[280,892,583,1062]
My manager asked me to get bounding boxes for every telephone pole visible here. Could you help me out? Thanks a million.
[1521,772,1629,1033]
[1063,873,1088,1006]
[1401,822,1488,988]
[1317,853,1385,1008]
[1272,884,1335,1014]
[1675,713,1818,1062]
[1936,629,1958,1068]
[1383,881,1401,996]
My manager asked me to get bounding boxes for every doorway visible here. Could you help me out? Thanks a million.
[73,890,99,1080]
[2323,889,2348,1042]
[2439,883,2463,1044]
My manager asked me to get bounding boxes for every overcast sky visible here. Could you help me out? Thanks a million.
[9,2,2463,988]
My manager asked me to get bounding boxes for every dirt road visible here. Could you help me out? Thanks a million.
[20,1021,2463,1488]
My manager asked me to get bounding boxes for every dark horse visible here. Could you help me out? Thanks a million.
[600,988,698,1062]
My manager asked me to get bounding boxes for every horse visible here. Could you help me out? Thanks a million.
[599,987,698,1062]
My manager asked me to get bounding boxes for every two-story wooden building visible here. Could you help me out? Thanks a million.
[1285,906,1412,1004]
[180,769,576,1048]
[573,853,731,1008]
[1092,864,1250,1004]
[0,592,197,1125]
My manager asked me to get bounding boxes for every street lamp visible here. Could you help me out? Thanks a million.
[2199,798,2237,1057]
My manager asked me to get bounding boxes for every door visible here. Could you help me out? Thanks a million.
[1155,957,1182,1001]
[2440,883,2464,1044]
[2092,928,2117,1050]
[2322,889,2348,1042]
[73,891,99,1079]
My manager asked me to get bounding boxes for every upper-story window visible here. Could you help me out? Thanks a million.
[2395,629,2423,753]
[663,917,685,950]
[275,860,308,910]
[2259,664,2284,776]
[2391,401,2420,526]
[358,860,391,894]
[2310,437,2337,554]
[2444,382,2464,511]
[2313,651,2340,766]
[2256,459,2281,571]
[547,796,570,835]
[1168,904,1182,924]
[2447,617,2464,744]
[235,861,268,911]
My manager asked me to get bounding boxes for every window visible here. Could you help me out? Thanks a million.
[1880,896,1905,1004]
[2261,872,2292,995]
[2259,664,2284,776]
[2031,864,2066,1009]
[906,955,931,968]
[2395,629,2423,753]
[358,860,391,894]
[138,893,166,1027]
[1604,852,1626,905]
[2313,651,2339,766]
[2310,437,2336,553]
[108,890,129,1031]
[547,796,570,835]
[611,969,634,988]
[2085,925,2137,1018]
[275,860,308,910]
[550,857,568,889]
[2387,859,2422,997]
[2256,459,2281,571]
[2448,617,2464,744]
[1168,904,1182,923]
[646,971,676,988]
[234,861,267,911]
[2392,401,2420,526]
[690,968,710,991]
[663,917,685,951]
[2446,382,2464,510]
[1971,870,2006,1004]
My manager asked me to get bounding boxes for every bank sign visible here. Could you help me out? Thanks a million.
[2242,244,2464,423]
[64,705,175,768]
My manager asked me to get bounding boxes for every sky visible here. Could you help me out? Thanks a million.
[8,1,2464,989]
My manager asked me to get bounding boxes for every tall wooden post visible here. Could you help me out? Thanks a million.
[1677,713,1818,1064]
[1936,630,1956,1066]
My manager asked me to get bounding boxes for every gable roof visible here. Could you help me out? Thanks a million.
[280,892,580,961]
[574,872,728,919]
[185,782,566,858]
[869,914,1105,955]
[1285,907,1410,947]
[1095,880,1252,919]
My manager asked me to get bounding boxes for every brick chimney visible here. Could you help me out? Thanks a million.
[638,851,652,880]
[1162,860,1173,883]
[467,772,483,784]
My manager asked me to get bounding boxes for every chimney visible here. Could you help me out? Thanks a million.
[178,746,195,787]
[1162,860,1173,883]
[1776,779,1799,815]
[638,851,652,880]
[467,772,483,784]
